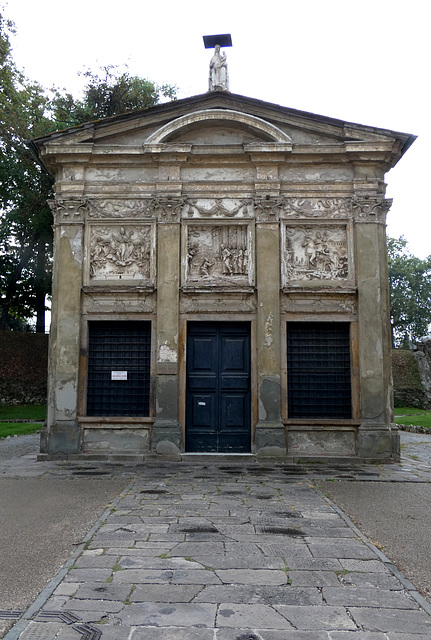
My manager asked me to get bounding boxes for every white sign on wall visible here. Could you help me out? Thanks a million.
[111,371,128,381]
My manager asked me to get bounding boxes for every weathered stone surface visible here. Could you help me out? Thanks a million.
[349,608,431,634]
[73,582,133,601]
[216,603,293,629]
[215,569,288,585]
[193,584,322,605]
[289,570,340,587]
[273,605,357,630]
[131,584,203,602]
[322,586,419,609]
[155,440,181,456]
[118,602,217,627]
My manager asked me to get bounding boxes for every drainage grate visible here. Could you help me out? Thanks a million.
[181,527,219,533]
[0,610,23,620]
[72,471,111,476]
[74,623,102,640]
[36,611,82,624]
[258,526,306,537]
[139,488,169,494]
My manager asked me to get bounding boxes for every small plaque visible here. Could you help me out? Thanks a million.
[111,371,128,381]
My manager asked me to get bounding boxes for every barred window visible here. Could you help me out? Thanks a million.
[87,321,151,417]
[287,322,352,419]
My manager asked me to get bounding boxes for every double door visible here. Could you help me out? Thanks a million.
[186,322,251,452]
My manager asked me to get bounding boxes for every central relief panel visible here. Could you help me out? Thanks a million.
[182,221,255,290]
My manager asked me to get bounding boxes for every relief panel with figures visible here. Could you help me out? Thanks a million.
[281,223,349,286]
[87,223,155,284]
[183,223,254,289]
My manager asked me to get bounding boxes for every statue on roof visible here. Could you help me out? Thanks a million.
[209,44,229,92]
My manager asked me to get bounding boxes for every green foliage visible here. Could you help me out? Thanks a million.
[0,404,47,420]
[387,236,431,347]
[0,9,54,330]
[0,7,177,331]
[0,422,42,437]
[50,65,177,129]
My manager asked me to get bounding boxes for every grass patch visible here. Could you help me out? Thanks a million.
[395,414,431,429]
[0,422,42,438]
[0,404,46,420]
[394,407,431,416]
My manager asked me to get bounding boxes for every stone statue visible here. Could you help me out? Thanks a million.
[209,44,229,91]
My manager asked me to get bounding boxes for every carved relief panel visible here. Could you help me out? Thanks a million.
[281,222,352,287]
[85,223,155,286]
[182,222,254,289]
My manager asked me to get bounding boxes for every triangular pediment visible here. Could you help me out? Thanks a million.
[32,91,415,168]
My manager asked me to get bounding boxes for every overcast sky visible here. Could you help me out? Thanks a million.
[5,0,429,258]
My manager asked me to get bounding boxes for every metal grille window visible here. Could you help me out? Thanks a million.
[87,321,151,417]
[287,322,352,419]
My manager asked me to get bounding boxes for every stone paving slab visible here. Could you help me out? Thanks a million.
[4,462,431,640]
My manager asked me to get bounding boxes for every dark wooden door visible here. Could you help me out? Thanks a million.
[186,322,251,452]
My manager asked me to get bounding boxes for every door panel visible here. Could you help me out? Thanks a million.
[186,322,251,452]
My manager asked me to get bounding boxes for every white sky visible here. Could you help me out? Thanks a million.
[5,0,430,258]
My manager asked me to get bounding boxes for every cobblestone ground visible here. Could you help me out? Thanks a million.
[3,460,430,640]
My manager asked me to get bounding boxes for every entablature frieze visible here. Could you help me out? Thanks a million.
[281,290,358,316]
[48,194,392,226]
[81,290,156,315]
[179,291,257,314]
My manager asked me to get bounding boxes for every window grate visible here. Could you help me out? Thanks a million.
[287,322,352,419]
[87,321,151,417]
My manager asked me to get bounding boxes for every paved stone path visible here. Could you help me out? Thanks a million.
[3,458,431,640]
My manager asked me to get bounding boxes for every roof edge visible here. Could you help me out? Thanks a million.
[31,91,416,162]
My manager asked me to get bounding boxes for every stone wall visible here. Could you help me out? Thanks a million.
[0,331,48,405]
[392,347,431,409]
[412,338,431,408]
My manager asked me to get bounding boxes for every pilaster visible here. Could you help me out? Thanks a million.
[43,200,86,454]
[354,195,399,460]
[152,219,181,455]
[255,221,286,455]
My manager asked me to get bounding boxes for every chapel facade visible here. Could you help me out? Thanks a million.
[33,89,415,461]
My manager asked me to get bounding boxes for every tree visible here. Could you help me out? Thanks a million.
[50,65,177,129]
[0,8,177,331]
[0,11,54,331]
[387,236,431,347]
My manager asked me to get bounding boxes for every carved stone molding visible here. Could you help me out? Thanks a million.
[88,199,154,219]
[254,197,285,221]
[87,223,155,284]
[281,292,357,315]
[281,223,349,286]
[180,293,256,314]
[351,196,392,223]
[281,197,352,219]
[49,199,89,223]
[183,222,254,289]
[148,197,187,221]
[83,292,156,314]
[185,198,253,219]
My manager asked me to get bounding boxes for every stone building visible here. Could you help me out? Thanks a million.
[33,88,415,461]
